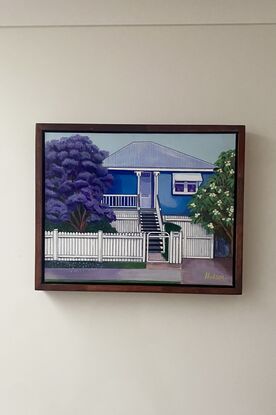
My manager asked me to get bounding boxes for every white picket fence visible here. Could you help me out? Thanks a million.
[163,216,214,259]
[45,230,146,262]
[169,232,183,264]
[111,210,139,233]
[45,229,182,264]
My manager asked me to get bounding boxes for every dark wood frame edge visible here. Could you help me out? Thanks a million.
[35,123,245,294]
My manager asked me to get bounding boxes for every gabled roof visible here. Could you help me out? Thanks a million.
[103,141,214,170]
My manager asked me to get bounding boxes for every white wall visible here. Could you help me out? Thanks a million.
[0,3,275,414]
[1,0,276,25]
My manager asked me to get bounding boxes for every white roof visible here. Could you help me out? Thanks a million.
[103,141,215,170]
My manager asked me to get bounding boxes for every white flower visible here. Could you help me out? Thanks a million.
[229,169,234,175]
[225,160,231,167]
[229,206,234,213]
[218,168,223,173]
[226,217,231,222]
[222,218,226,221]
[217,200,222,206]
[209,193,216,198]
[195,213,200,218]
[213,209,220,216]
[210,183,217,190]
[217,189,222,194]
[207,223,214,229]
[231,152,235,158]
[190,203,196,208]
[225,191,230,196]
[202,189,207,193]
[197,194,202,199]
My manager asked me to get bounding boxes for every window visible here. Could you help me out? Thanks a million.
[174,181,185,192]
[187,182,197,193]
[172,173,203,195]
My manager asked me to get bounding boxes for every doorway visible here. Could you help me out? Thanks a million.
[140,172,152,208]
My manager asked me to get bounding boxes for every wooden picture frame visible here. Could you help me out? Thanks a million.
[35,124,245,294]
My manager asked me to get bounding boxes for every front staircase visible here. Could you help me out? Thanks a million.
[139,209,163,253]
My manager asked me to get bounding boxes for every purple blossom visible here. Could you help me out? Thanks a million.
[45,134,115,231]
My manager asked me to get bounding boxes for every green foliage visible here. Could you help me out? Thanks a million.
[188,149,235,243]
[85,219,117,233]
[162,222,182,260]
[164,222,182,233]
[44,261,146,269]
[44,220,73,232]
[45,218,117,233]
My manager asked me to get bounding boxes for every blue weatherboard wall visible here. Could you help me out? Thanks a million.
[106,169,214,216]
[106,170,137,194]
[158,172,213,215]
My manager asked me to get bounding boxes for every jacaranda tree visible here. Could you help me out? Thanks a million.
[45,135,115,232]
[188,149,235,254]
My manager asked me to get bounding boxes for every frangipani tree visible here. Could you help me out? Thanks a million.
[188,149,235,254]
[45,135,115,232]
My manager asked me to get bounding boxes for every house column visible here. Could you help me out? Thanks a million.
[135,171,142,209]
[153,171,160,208]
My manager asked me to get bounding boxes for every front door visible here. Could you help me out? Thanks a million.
[140,172,152,208]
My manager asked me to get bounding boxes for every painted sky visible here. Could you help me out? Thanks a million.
[45,132,236,164]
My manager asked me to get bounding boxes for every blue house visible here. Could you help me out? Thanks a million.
[103,141,214,216]
[102,141,216,257]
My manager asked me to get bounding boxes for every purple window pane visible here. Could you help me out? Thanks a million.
[187,182,196,192]
[175,181,185,192]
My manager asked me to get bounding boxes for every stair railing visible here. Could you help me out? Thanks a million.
[138,209,142,232]
[155,196,164,232]
[155,196,165,252]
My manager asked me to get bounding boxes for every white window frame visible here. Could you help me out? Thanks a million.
[173,180,199,195]
[172,173,202,195]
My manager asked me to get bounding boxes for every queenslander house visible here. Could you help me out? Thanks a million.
[102,141,216,259]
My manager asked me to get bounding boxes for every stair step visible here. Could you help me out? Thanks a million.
[141,223,160,229]
[141,214,157,217]
[141,219,157,222]
[142,229,161,232]
[141,224,160,227]
[141,224,159,227]
[143,231,161,233]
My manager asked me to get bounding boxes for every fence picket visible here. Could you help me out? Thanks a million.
[164,216,214,259]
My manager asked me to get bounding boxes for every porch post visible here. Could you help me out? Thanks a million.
[153,171,160,208]
[135,171,142,209]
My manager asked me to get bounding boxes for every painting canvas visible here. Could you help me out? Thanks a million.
[35,124,245,294]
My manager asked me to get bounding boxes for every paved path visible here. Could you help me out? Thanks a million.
[147,253,181,270]
[181,258,233,285]
[45,258,233,286]
[45,267,182,283]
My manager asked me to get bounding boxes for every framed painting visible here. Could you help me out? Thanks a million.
[35,124,245,294]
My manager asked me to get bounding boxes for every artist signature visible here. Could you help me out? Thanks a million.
[204,272,225,281]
